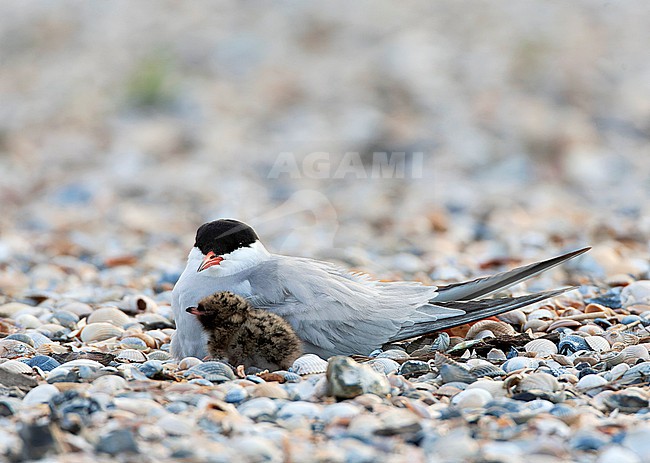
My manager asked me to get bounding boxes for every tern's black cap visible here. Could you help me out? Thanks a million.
[194,219,259,256]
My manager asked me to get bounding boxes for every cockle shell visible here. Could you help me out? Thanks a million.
[0,339,36,359]
[185,361,235,382]
[365,358,399,375]
[524,339,558,355]
[80,322,124,342]
[178,357,202,370]
[291,354,328,375]
[466,320,516,340]
[376,349,409,361]
[115,349,147,363]
[516,372,560,393]
[87,307,130,327]
[0,359,33,374]
[0,302,33,318]
[585,336,610,352]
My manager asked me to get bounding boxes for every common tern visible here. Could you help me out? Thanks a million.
[171,219,589,359]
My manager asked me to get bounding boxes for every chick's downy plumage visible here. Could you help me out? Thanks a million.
[187,291,303,370]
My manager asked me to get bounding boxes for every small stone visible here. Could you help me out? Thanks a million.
[326,356,390,399]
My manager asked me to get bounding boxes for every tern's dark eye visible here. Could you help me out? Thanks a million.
[197,304,204,311]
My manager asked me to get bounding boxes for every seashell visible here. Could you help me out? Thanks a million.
[25,331,52,348]
[438,363,477,384]
[576,374,608,392]
[523,319,549,332]
[585,303,613,314]
[516,372,560,393]
[87,307,130,327]
[237,397,278,421]
[607,363,630,381]
[469,363,506,378]
[51,311,79,329]
[558,334,589,355]
[577,325,604,336]
[59,302,92,317]
[584,336,610,352]
[398,360,430,378]
[502,356,539,373]
[139,360,164,378]
[185,361,235,382]
[14,314,41,329]
[291,354,328,375]
[121,295,158,314]
[22,384,60,406]
[619,362,650,385]
[89,375,127,394]
[0,359,34,374]
[466,379,506,398]
[620,345,649,363]
[119,336,149,351]
[24,355,61,372]
[603,388,649,413]
[0,339,36,359]
[178,357,202,370]
[274,370,301,383]
[135,313,173,330]
[527,309,557,321]
[365,358,399,375]
[0,302,33,317]
[123,332,157,349]
[547,319,581,331]
[250,382,290,400]
[486,349,507,361]
[621,281,650,307]
[466,320,515,340]
[4,333,35,347]
[224,384,248,403]
[451,388,492,408]
[156,414,194,436]
[604,330,639,346]
[147,350,171,361]
[410,333,451,356]
[79,322,124,342]
[473,330,495,340]
[524,339,558,355]
[36,343,68,355]
[497,309,526,326]
[37,323,69,339]
[376,349,409,361]
[116,349,147,363]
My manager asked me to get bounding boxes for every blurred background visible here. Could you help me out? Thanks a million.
[1,1,650,292]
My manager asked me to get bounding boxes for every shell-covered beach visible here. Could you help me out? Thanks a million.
[2,2,650,462]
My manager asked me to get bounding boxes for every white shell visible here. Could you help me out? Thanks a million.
[292,354,328,375]
[576,374,608,391]
[80,322,124,342]
[0,359,33,374]
[22,384,60,405]
[451,388,492,408]
[115,349,147,363]
[524,339,558,355]
[178,357,203,370]
[87,307,130,327]
[517,372,560,392]
[585,336,610,352]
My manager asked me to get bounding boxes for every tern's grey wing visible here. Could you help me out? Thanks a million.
[389,287,572,342]
[245,255,463,357]
[434,247,590,302]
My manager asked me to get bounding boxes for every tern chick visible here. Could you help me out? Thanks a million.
[186,291,303,370]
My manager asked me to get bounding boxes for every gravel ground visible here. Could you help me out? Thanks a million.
[2,2,650,462]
